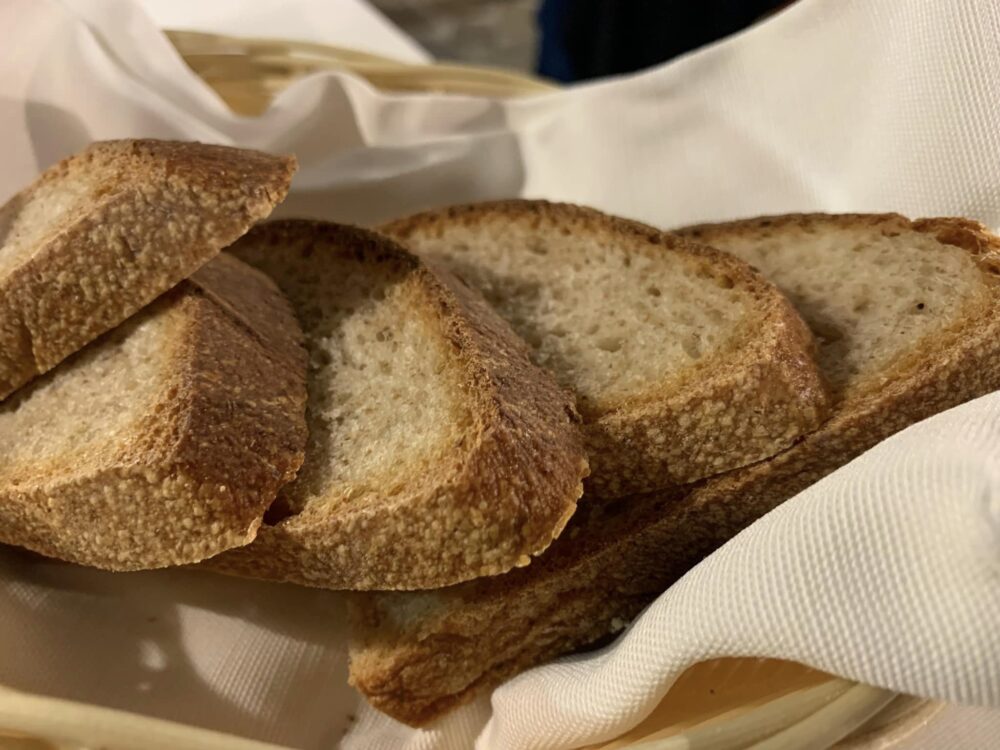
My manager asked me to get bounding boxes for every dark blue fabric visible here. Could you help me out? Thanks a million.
[537,0,576,82]
[537,0,789,82]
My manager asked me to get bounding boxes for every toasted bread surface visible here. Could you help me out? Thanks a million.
[0,253,308,570]
[0,139,296,401]
[348,214,1000,725]
[384,201,829,499]
[209,220,588,590]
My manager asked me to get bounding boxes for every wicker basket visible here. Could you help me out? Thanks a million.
[166,29,557,116]
[0,659,935,750]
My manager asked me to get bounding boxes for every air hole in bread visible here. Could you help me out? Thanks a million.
[682,336,702,360]
[597,336,623,353]
[263,496,294,525]
[528,241,547,256]
[811,321,844,346]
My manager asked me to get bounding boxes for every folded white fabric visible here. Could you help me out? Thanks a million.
[0,550,358,747]
[1,0,999,748]
[4,0,1000,230]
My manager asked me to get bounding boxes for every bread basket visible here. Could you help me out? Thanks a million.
[0,29,939,750]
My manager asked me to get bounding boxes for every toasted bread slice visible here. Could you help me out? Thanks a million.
[383,201,829,499]
[0,139,296,401]
[209,221,588,590]
[348,214,1000,725]
[0,253,308,570]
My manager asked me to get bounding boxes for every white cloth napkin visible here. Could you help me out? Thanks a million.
[1,0,999,748]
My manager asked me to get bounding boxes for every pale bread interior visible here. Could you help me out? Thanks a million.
[235,240,474,518]
[0,304,174,477]
[0,161,113,282]
[401,219,750,418]
[704,224,988,396]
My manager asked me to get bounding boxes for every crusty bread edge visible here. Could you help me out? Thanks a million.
[0,140,297,401]
[0,253,309,571]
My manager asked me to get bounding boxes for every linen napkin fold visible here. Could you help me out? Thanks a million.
[1,0,999,748]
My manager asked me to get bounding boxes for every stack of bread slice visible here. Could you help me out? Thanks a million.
[0,141,589,589]
[0,140,305,568]
[349,208,1000,725]
[3,140,999,728]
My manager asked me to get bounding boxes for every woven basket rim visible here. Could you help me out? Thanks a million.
[166,28,558,114]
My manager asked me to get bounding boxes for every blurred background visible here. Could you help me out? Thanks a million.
[370,0,794,81]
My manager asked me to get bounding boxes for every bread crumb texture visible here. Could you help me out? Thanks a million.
[685,214,991,399]
[384,200,829,498]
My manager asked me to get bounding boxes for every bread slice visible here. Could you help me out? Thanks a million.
[208,220,589,590]
[0,139,296,402]
[383,201,829,499]
[0,253,308,570]
[348,214,1000,725]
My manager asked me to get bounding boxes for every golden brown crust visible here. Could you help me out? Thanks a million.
[384,200,831,498]
[209,220,589,590]
[0,139,297,401]
[347,214,1000,726]
[0,254,309,571]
